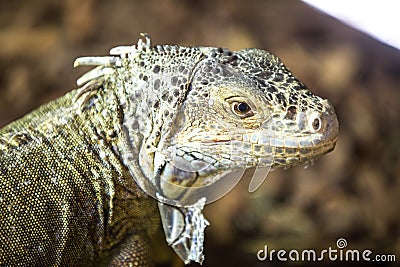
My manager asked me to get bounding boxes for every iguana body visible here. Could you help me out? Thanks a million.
[0,35,338,266]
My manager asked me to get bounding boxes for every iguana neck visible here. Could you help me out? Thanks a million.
[110,45,206,193]
[71,81,161,243]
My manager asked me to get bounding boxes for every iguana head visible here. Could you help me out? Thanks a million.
[156,47,338,201]
[74,36,338,204]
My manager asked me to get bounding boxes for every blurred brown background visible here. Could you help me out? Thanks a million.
[1,0,399,266]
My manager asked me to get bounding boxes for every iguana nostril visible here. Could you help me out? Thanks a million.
[312,117,321,131]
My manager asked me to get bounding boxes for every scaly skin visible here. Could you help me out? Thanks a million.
[0,35,338,266]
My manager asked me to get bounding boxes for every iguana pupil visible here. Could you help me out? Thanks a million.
[236,102,251,114]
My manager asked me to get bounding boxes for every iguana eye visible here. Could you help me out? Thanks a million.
[232,101,254,118]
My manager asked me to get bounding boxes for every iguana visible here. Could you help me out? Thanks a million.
[0,34,338,266]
